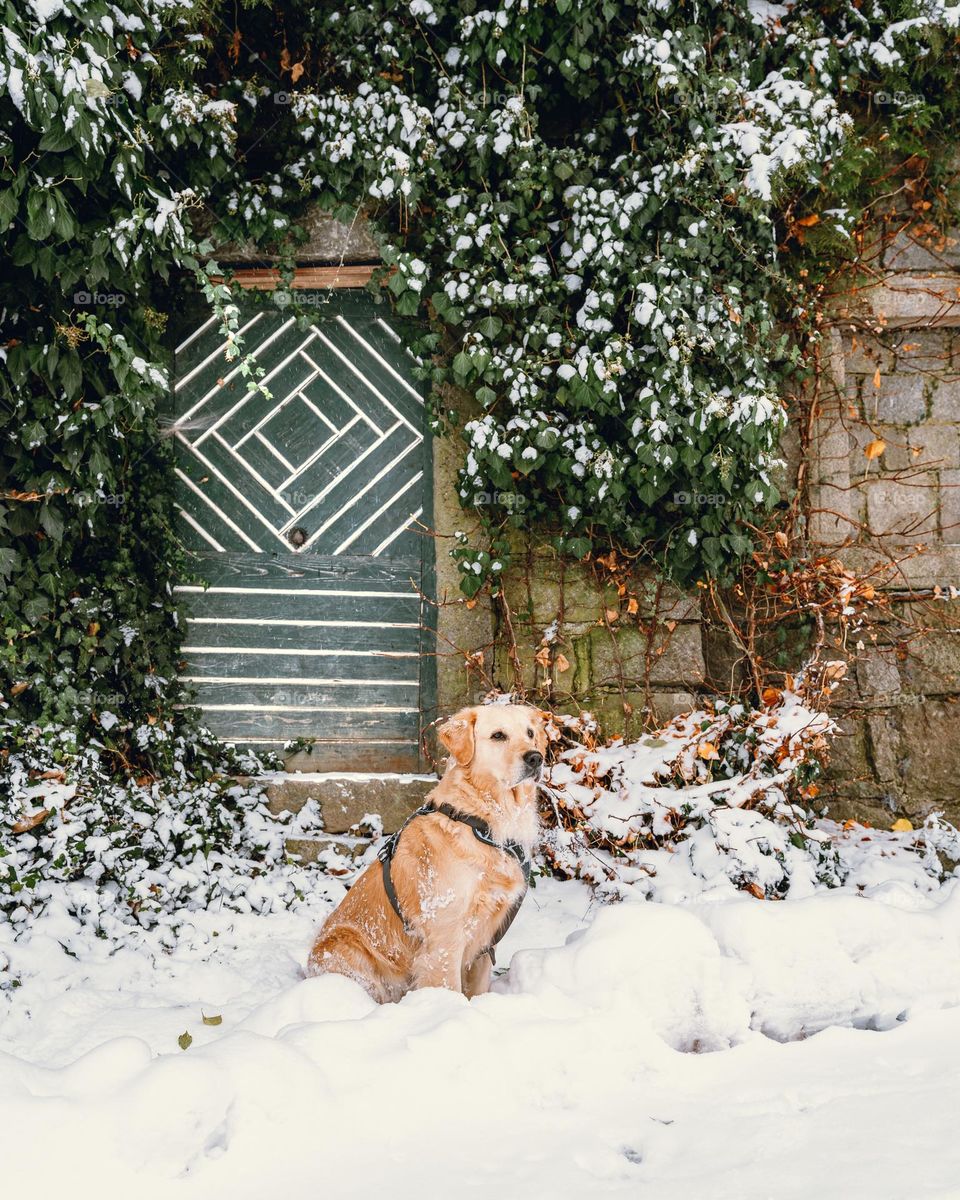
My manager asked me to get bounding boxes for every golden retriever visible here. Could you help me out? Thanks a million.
[307,703,545,1002]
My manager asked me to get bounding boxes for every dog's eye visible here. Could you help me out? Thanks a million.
[527,728,533,738]
[490,730,508,741]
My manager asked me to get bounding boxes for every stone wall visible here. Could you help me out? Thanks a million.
[807,231,960,825]
[217,209,960,821]
[432,239,960,823]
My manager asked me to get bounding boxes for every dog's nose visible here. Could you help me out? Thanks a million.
[523,751,543,770]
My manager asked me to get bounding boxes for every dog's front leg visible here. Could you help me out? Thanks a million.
[462,952,492,998]
[411,934,467,993]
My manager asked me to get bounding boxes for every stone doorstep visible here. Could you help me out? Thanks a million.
[261,772,438,851]
[286,834,371,865]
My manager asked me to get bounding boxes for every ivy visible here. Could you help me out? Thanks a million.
[202,0,960,593]
[2,0,960,745]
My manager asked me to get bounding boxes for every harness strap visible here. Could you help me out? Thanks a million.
[377,801,532,961]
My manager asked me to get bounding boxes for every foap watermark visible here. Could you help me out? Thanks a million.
[75,491,126,508]
[473,491,528,511]
[272,290,334,310]
[74,288,126,309]
[673,490,725,507]
[875,90,923,108]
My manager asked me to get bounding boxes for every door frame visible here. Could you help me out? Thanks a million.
[168,265,438,773]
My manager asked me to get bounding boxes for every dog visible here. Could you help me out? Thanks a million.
[307,703,546,1002]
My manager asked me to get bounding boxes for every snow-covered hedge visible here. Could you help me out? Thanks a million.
[542,692,960,900]
[0,719,330,939]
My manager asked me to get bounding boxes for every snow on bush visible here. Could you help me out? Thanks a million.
[0,720,337,943]
[541,692,960,902]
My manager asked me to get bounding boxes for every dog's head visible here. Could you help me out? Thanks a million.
[438,704,547,789]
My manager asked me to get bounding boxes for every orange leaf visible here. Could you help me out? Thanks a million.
[872,367,882,390]
[864,438,886,460]
[796,214,819,227]
[12,808,51,834]
[761,686,783,707]
[290,61,304,83]
[743,882,765,899]
[10,681,29,696]
[627,597,639,615]
[698,741,719,761]
[891,818,914,832]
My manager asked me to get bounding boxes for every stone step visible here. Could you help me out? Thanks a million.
[261,771,437,836]
[285,834,373,866]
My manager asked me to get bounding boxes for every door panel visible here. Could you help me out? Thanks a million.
[171,293,433,771]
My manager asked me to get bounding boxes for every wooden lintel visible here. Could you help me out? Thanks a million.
[211,265,378,291]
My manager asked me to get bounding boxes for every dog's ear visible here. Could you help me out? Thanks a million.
[438,708,477,766]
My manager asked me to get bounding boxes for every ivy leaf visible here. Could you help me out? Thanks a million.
[39,504,65,543]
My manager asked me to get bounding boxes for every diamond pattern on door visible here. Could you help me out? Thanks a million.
[170,293,434,770]
[172,307,425,558]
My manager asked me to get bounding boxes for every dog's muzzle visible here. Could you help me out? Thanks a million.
[520,750,544,782]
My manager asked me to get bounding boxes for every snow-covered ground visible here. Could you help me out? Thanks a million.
[4,870,960,1198]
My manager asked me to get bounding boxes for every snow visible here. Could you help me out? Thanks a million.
[4,868,960,1197]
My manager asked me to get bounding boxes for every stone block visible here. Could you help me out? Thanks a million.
[843,334,896,375]
[861,371,928,424]
[578,690,698,741]
[587,623,705,689]
[866,273,960,328]
[883,226,960,273]
[266,773,435,833]
[824,717,873,782]
[908,425,960,470]
[939,469,960,544]
[864,476,938,542]
[896,700,960,816]
[501,555,696,629]
[855,646,902,697]
[928,378,960,422]
[900,629,960,695]
[848,424,911,473]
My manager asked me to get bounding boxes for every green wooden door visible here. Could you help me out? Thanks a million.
[170,292,434,772]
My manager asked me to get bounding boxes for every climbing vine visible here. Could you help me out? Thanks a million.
[2,0,960,748]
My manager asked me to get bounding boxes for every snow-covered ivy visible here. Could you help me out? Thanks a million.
[3,0,960,738]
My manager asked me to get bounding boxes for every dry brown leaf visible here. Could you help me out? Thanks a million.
[743,882,766,900]
[605,608,619,624]
[872,367,882,390]
[626,597,639,615]
[554,653,570,673]
[864,438,886,460]
[12,808,51,834]
[10,681,29,696]
[290,61,304,83]
[761,686,783,707]
[822,661,848,683]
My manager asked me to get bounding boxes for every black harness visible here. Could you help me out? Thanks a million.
[377,802,533,964]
